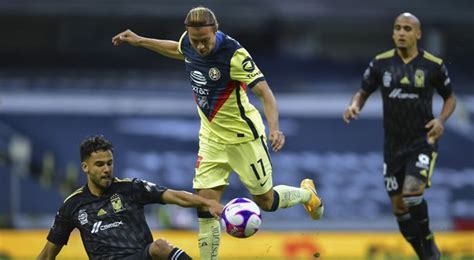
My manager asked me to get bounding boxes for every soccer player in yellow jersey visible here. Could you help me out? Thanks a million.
[113,6,323,259]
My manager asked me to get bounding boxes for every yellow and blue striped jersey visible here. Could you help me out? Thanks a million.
[178,31,266,144]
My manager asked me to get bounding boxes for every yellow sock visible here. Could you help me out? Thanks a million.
[198,218,221,260]
[274,185,311,208]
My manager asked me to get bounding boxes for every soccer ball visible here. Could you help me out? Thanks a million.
[220,197,262,238]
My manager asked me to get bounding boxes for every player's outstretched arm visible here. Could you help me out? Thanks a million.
[112,29,184,60]
[251,81,285,152]
[161,189,223,218]
[37,241,63,260]
[343,89,370,123]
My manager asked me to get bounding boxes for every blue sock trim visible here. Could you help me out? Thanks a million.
[197,210,214,218]
[269,190,280,212]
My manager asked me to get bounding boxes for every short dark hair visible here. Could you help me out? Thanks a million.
[184,6,219,30]
[80,135,113,162]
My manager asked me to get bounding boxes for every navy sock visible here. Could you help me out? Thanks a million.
[396,212,424,258]
[269,190,280,212]
[408,199,436,253]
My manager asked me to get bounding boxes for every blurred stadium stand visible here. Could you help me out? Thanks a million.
[0,0,473,235]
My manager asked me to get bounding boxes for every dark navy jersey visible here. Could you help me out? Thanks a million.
[361,48,453,154]
[47,178,167,260]
[178,30,266,144]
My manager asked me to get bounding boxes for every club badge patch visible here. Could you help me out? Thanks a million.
[414,69,425,88]
[209,67,221,81]
[110,194,125,213]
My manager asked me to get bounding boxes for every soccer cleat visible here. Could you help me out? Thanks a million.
[300,179,324,220]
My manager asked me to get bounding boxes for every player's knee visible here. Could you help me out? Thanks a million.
[403,185,425,195]
[391,201,408,215]
[402,194,424,207]
[149,238,174,259]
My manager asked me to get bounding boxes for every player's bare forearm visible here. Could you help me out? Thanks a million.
[37,242,62,260]
[252,81,285,151]
[163,190,217,208]
[138,38,184,60]
[163,190,223,218]
[350,89,370,110]
[438,94,456,123]
[166,190,207,207]
[426,93,457,143]
[252,81,279,132]
[343,89,370,123]
[112,30,183,60]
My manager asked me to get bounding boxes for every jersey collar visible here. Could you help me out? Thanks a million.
[208,31,224,57]
[84,182,114,198]
[396,47,423,65]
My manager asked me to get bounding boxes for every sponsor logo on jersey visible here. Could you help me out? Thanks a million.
[363,66,371,80]
[190,70,207,87]
[142,180,156,192]
[444,78,450,86]
[400,76,411,85]
[383,71,392,87]
[97,208,107,216]
[242,57,255,72]
[192,86,210,96]
[91,220,124,234]
[78,209,88,225]
[51,212,60,229]
[190,71,210,109]
[110,194,125,213]
[388,88,419,99]
[208,67,221,81]
[414,69,425,88]
[441,65,451,86]
[246,71,262,79]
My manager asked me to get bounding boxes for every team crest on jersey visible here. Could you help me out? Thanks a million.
[242,57,255,72]
[110,194,125,213]
[414,69,425,88]
[208,67,221,81]
[383,71,392,87]
[78,209,88,225]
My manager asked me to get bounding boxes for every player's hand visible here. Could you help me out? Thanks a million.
[269,130,285,152]
[112,29,141,47]
[425,118,444,144]
[343,105,360,123]
[206,200,224,219]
